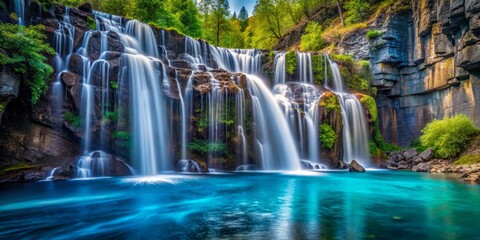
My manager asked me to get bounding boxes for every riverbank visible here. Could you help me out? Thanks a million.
[381,147,480,184]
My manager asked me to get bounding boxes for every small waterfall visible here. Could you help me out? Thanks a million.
[177,160,202,173]
[236,87,248,167]
[125,20,159,57]
[328,60,371,166]
[14,0,25,26]
[77,151,110,178]
[246,75,301,170]
[210,47,262,74]
[296,52,313,84]
[274,52,287,84]
[273,83,322,162]
[53,7,75,114]
[185,36,205,67]
[174,70,187,160]
[45,167,59,181]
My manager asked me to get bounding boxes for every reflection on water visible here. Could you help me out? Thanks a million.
[0,172,479,239]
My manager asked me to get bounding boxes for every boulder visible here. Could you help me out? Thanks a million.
[403,149,419,160]
[338,160,348,169]
[419,148,434,161]
[412,162,431,172]
[61,72,82,87]
[349,160,366,172]
[412,156,424,165]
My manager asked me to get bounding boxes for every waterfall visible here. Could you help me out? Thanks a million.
[235,87,248,167]
[296,52,313,84]
[247,75,301,170]
[77,151,110,178]
[45,168,59,181]
[185,36,205,67]
[125,20,159,57]
[174,71,187,160]
[274,52,287,84]
[328,60,371,166]
[14,0,25,26]
[123,54,171,175]
[210,47,262,74]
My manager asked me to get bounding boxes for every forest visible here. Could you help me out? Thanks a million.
[50,0,379,50]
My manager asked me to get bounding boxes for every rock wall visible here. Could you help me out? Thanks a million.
[338,0,480,147]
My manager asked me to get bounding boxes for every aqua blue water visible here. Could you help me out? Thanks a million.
[0,171,479,239]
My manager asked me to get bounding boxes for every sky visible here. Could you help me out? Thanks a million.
[229,0,256,16]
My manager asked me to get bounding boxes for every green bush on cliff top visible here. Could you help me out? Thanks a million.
[420,115,479,159]
[319,123,337,150]
[0,23,55,104]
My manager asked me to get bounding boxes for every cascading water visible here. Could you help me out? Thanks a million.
[296,52,313,84]
[247,75,301,170]
[274,52,287,84]
[328,58,371,166]
[210,47,262,74]
[13,0,25,26]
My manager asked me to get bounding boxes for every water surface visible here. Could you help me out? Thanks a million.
[0,171,479,239]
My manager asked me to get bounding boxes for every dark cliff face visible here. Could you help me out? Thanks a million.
[337,0,480,147]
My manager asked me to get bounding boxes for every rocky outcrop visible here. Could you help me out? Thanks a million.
[0,65,20,123]
[333,0,480,147]
[349,160,366,172]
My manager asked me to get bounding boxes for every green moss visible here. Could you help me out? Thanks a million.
[454,155,480,165]
[369,140,383,158]
[311,54,331,85]
[110,81,119,90]
[86,16,96,30]
[187,139,228,155]
[359,95,377,122]
[319,123,337,150]
[366,30,381,39]
[0,103,5,112]
[331,54,355,66]
[285,51,297,75]
[409,139,428,153]
[0,162,35,175]
[64,112,81,128]
[319,92,340,113]
[112,131,130,140]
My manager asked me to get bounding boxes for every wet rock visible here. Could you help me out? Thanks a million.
[412,162,431,172]
[338,160,348,169]
[398,164,409,170]
[419,148,434,161]
[349,160,366,172]
[61,72,81,87]
[23,171,47,182]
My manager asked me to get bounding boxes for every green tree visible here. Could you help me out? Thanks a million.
[345,0,370,24]
[169,0,202,38]
[300,21,325,51]
[239,6,248,20]
[99,0,131,17]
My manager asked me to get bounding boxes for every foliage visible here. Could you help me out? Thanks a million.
[331,54,354,66]
[0,23,55,104]
[420,115,479,159]
[64,112,81,127]
[86,16,96,30]
[454,155,480,165]
[311,54,330,85]
[319,123,336,150]
[103,110,118,122]
[409,139,428,153]
[319,92,340,113]
[110,81,119,90]
[285,51,297,75]
[366,29,381,39]
[300,21,325,51]
[112,131,130,140]
[187,139,228,155]
[345,0,371,25]
[0,162,34,175]
[359,95,377,122]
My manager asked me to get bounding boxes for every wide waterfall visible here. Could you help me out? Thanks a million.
[43,7,373,177]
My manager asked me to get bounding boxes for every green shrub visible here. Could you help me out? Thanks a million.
[86,16,96,30]
[300,21,325,51]
[319,92,340,113]
[112,131,130,140]
[285,51,297,75]
[331,54,355,66]
[319,123,337,150]
[64,112,81,128]
[311,54,331,85]
[187,139,228,155]
[110,81,119,90]
[366,30,381,39]
[420,115,479,158]
[0,23,55,104]
[409,139,427,153]
[359,95,377,122]
[454,155,480,165]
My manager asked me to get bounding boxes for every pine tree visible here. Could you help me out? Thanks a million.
[238,6,248,21]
